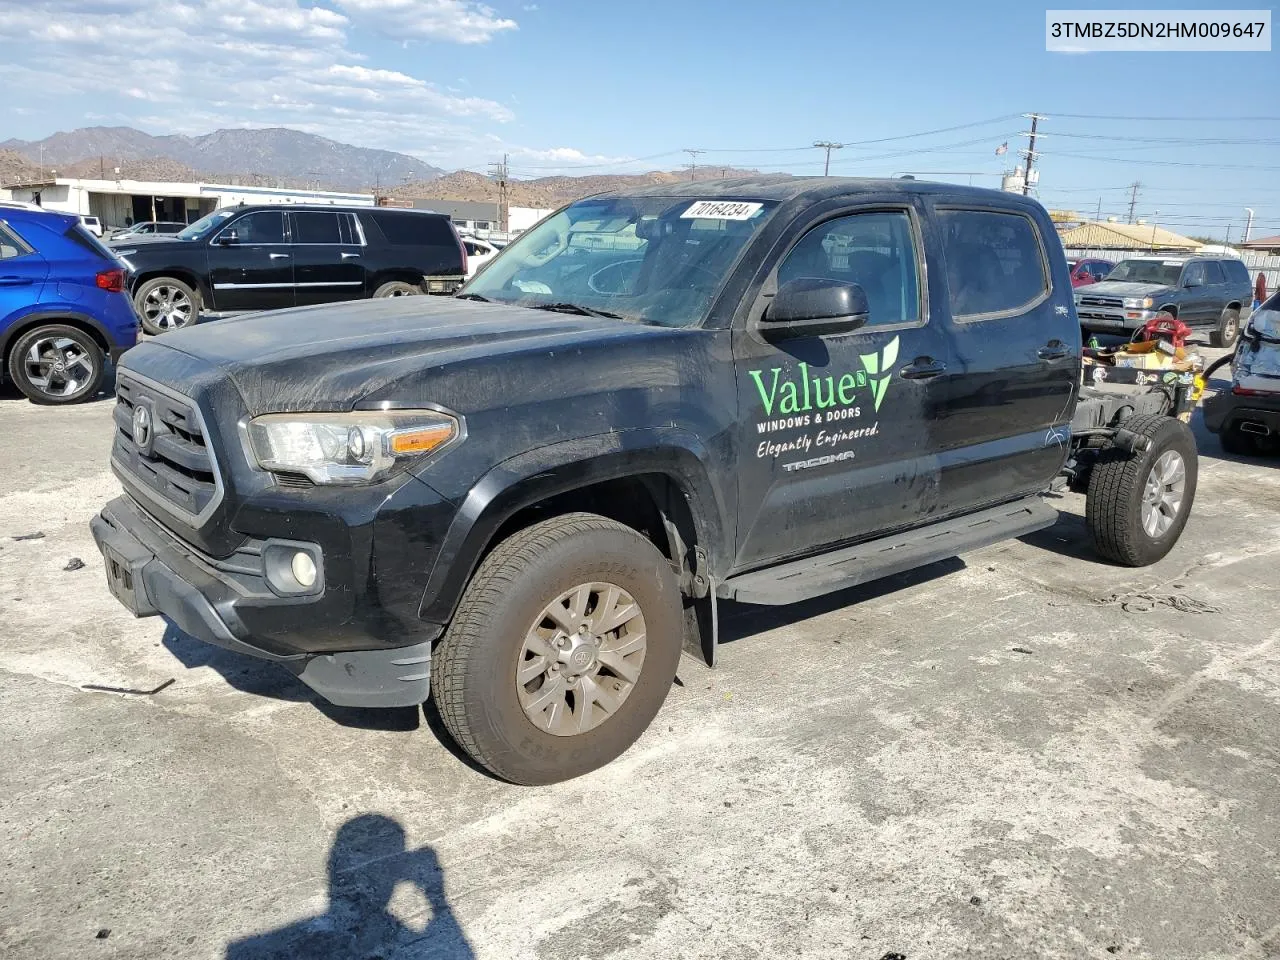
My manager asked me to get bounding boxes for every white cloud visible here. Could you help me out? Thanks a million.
[0,0,516,166]
[334,0,518,44]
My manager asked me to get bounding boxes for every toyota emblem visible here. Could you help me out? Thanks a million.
[132,404,152,451]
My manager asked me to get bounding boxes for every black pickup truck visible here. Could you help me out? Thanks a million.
[91,178,1199,784]
[113,204,466,334]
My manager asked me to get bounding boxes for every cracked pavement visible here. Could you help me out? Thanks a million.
[1,369,1278,960]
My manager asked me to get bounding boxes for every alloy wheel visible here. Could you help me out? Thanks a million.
[141,284,195,330]
[23,336,97,399]
[1141,449,1186,538]
[516,581,647,737]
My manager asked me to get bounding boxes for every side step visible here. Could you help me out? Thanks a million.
[720,498,1058,605]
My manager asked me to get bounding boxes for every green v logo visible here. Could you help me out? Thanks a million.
[858,336,900,412]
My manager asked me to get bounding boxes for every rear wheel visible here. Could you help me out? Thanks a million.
[6,324,105,405]
[1210,307,1241,348]
[135,277,199,334]
[373,281,421,298]
[1086,415,1198,566]
[431,513,683,784]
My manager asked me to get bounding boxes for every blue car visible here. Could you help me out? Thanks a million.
[0,207,138,404]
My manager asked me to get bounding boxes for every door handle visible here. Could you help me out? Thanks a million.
[899,357,947,380]
[341,252,361,259]
[268,253,290,260]
[0,276,34,286]
[1038,341,1070,360]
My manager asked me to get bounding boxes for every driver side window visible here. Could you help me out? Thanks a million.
[1182,262,1205,286]
[219,211,285,245]
[776,210,921,326]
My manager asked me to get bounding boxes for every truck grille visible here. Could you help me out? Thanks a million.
[1078,295,1124,309]
[111,372,223,526]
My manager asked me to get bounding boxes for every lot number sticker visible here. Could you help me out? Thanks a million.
[681,200,763,220]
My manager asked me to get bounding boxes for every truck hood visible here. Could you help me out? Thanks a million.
[127,296,675,415]
[1078,279,1175,299]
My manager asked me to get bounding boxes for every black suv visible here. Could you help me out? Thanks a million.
[115,205,466,334]
[1074,254,1253,346]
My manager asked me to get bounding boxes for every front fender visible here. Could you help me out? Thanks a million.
[415,428,733,626]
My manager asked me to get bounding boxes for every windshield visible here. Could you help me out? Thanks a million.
[177,209,237,242]
[1106,259,1183,285]
[461,196,778,327]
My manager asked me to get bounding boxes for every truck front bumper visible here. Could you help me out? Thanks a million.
[90,495,435,708]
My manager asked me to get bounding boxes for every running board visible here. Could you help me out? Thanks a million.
[720,498,1058,605]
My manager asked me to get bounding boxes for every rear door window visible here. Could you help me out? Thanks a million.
[1202,261,1225,284]
[292,211,342,244]
[938,209,1049,319]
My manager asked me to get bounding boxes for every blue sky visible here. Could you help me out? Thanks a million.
[2,0,1277,237]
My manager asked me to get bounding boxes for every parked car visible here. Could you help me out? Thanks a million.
[461,235,499,278]
[0,199,45,212]
[1068,257,1113,287]
[1074,255,1253,346]
[114,205,467,334]
[0,207,137,404]
[1204,290,1280,455]
[79,215,104,238]
[110,221,187,241]
[92,177,1199,784]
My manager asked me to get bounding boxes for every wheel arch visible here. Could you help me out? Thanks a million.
[131,269,207,305]
[416,436,731,627]
[0,309,112,375]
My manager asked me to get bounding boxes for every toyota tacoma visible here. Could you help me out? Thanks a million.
[92,178,1199,784]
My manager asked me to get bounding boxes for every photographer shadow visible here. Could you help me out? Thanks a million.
[226,814,474,960]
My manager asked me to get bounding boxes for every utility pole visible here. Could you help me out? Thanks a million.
[813,141,844,176]
[683,149,704,181]
[488,154,509,232]
[1244,207,1255,243]
[1127,182,1141,224]
[1095,196,1103,223]
[1020,113,1044,196]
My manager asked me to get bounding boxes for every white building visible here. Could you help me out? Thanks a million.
[0,177,374,230]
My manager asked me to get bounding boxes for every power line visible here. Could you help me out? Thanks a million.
[1048,112,1280,122]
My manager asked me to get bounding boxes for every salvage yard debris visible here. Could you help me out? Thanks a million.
[1095,592,1221,615]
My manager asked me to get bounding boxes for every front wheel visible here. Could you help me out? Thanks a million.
[1086,415,1198,566]
[6,324,105,404]
[431,513,683,784]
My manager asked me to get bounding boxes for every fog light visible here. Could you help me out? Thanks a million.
[291,551,317,588]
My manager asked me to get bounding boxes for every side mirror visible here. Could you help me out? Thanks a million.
[762,278,869,339]
[216,230,239,246]
[1182,275,1201,288]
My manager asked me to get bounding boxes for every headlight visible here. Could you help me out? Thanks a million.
[1122,297,1154,309]
[1073,292,1082,303]
[246,410,460,485]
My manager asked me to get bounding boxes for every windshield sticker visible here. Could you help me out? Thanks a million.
[747,336,900,471]
[1163,261,1182,266]
[680,201,763,221]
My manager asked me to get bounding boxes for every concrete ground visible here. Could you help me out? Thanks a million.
[1,358,1278,960]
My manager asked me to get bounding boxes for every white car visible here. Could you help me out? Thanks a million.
[462,236,499,278]
[79,215,104,237]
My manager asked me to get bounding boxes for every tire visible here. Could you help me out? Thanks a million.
[1210,307,1241,348]
[431,512,683,785]
[373,281,421,298]
[134,277,199,335]
[6,324,105,405]
[1219,424,1259,457]
[1086,414,1198,567]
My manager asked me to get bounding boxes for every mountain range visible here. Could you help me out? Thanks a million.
[0,125,768,208]
[0,126,442,189]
